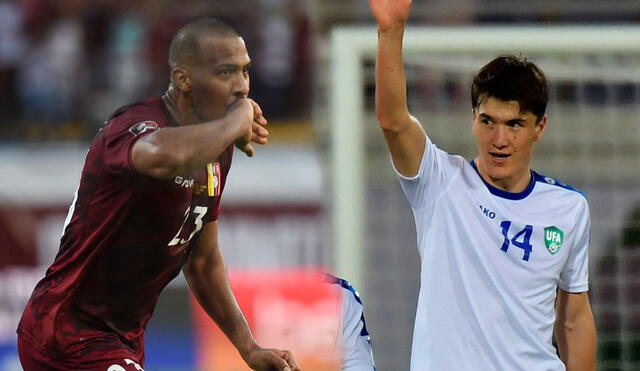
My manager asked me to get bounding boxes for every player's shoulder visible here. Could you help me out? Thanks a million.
[325,273,363,305]
[427,136,467,164]
[105,97,171,133]
[532,170,587,202]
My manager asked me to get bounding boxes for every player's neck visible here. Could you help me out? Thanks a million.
[475,159,532,194]
[162,87,199,127]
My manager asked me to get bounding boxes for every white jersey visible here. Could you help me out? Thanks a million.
[396,137,590,371]
[327,274,376,371]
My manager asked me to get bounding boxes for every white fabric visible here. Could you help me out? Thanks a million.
[335,279,376,371]
[396,136,590,371]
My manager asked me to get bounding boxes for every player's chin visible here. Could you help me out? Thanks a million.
[485,166,512,181]
[205,110,227,122]
[196,108,219,123]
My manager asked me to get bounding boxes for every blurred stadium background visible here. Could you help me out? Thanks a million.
[1,1,639,370]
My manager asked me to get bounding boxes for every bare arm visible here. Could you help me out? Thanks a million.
[132,99,268,179]
[554,290,596,371]
[182,221,299,371]
[370,0,426,177]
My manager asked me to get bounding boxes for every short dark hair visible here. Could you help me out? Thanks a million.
[168,17,240,67]
[471,55,548,121]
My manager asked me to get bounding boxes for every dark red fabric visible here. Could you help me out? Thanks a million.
[19,334,144,370]
[18,97,232,363]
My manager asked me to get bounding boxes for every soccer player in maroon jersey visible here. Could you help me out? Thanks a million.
[17,18,300,371]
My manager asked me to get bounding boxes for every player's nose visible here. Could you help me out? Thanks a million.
[233,73,249,98]
[493,124,509,147]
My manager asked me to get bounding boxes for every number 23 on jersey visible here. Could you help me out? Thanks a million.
[168,206,208,246]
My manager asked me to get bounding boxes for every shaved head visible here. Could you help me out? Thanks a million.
[168,18,240,68]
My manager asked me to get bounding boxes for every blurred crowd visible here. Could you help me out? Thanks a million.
[0,0,637,142]
[0,0,312,141]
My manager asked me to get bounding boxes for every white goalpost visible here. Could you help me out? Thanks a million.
[329,25,640,370]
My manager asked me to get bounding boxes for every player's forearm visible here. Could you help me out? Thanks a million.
[554,313,596,370]
[375,26,413,133]
[183,255,258,361]
[132,116,244,179]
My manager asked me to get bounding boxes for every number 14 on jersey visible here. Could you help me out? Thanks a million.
[499,221,533,262]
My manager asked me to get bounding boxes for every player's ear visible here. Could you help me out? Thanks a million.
[534,115,547,141]
[171,67,192,93]
[471,108,479,136]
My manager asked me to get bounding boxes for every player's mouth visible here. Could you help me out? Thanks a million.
[489,152,510,164]
[227,98,241,111]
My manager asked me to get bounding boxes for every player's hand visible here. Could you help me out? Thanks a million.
[231,99,268,157]
[249,99,269,146]
[226,98,258,157]
[369,0,412,31]
[245,347,301,371]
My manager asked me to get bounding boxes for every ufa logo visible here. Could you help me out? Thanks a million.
[544,226,564,254]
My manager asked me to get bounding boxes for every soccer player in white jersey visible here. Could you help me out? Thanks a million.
[326,274,377,371]
[368,0,596,370]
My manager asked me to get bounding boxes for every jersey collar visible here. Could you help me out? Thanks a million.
[470,160,536,200]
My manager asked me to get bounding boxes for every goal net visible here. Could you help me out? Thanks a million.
[328,26,640,371]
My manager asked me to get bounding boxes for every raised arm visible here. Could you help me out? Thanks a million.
[554,290,596,371]
[132,98,268,179]
[369,0,426,177]
[183,221,299,371]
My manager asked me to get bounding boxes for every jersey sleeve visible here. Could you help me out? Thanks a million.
[206,195,222,223]
[205,146,234,223]
[393,135,464,209]
[558,198,590,293]
[340,286,376,371]
[103,115,161,175]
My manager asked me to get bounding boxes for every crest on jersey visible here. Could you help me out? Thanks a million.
[207,162,221,197]
[544,226,564,254]
[129,121,159,136]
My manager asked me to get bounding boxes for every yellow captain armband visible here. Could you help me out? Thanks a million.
[207,163,214,196]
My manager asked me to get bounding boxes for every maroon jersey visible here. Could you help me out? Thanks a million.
[18,97,233,363]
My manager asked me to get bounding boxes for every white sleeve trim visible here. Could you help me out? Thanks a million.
[558,283,589,293]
